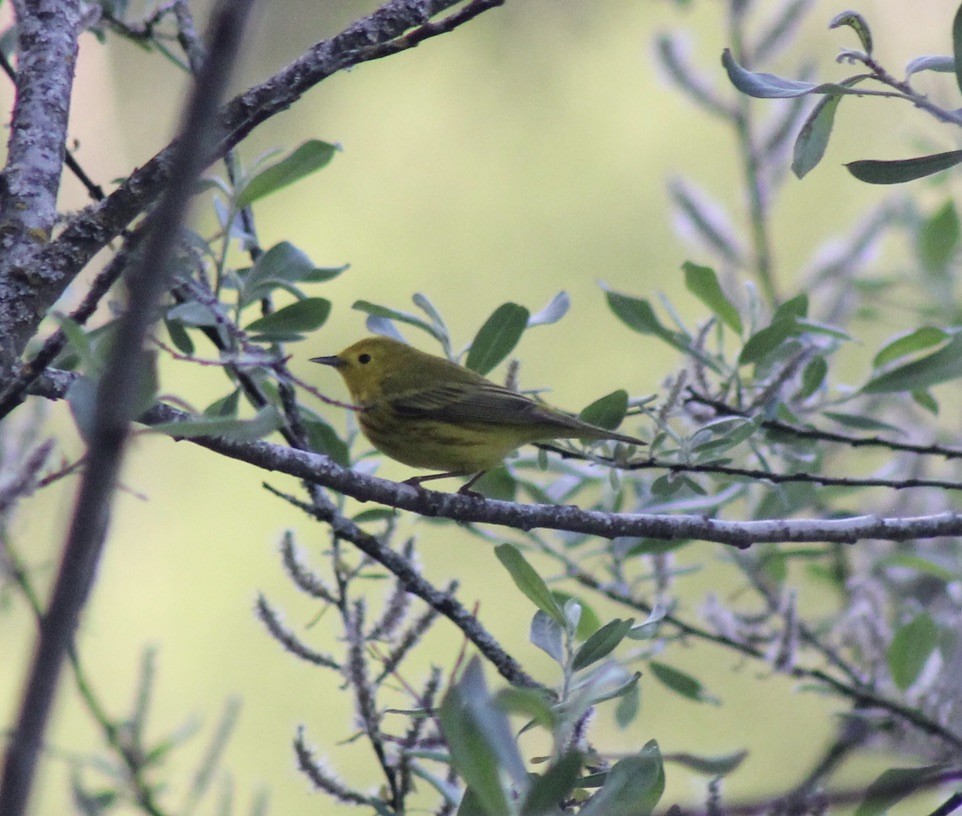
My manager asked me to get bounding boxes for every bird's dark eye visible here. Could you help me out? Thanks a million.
[358,353,372,364]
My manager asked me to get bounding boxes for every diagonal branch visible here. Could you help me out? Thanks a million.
[3,0,504,380]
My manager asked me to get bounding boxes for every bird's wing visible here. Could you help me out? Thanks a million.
[388,381,577,430]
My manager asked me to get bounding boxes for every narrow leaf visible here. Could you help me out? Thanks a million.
[495,544,565,624]
[846,150,962,184]
[738,320,800,365]
[439,659,527,816]
[528,291,570,327]
[887,613,938,690]
[466,303,530,375]
[578,741,664,816]
[682,261,742,333]
[572,618,633,671]
[863,332,962,392]
[529,610,564,663]
[873,327,949,368]
[649,661,718,704]
[917,200,960,275]
[352,300,445,344]
[237,140,339,207]
[792,93,843,179]
[149,406,283,442]
[773,292,809,321]
[521,752,583,816]
[721,48,865,99]
[829,10,872,55]
[579,390,629,431]
[855,765,948,816]
[245,297,331,335]
[905,55,954,78]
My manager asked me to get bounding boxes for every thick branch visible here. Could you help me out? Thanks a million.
[0,0,82,370]
[28,371,962,547]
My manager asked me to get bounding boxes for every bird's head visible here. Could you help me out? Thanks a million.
[311,336,417,401]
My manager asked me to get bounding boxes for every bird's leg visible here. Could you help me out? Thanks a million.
[456,471,487,498]
[402,471,464,488]
[401,470,487,498]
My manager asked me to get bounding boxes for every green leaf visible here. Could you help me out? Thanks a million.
[905,55,955,78]
[455,788,489,816]
[55,314,102,375]
[880,554,955,582]
[551,592,601,640]
[529,610,564,663]
[797,356,827,399]
[205,389,240,418]
[614,677,640,728]
[521,752,583,816]
[954,1,962,95]
[649,661,718,704]
[167,301,219,327]
[605,289,679,344]
[412,293,451,354]
[66,376,98,443]
[132,351,159,420]
[721,48,867,99]
[664,749,748,777]
[873,327,949,368]
[495,544,565,624]
[439,659,527,816]
[165,317,194,355]
[149,406,283,442]
[912,389,939,415]
[822,411,901,433]
[773,293,809,322]
[846,150,962,184]
[829,10,872,55]
[887,613,938,690]
[352,300,446,345]
[302,415,351,467]
[792,93,843,179]
[854,765,948,816]
[604,286,722,372]
[578,741,664,816]
[918,201,960,275]
[466,303,530,375]
[738,320,800,365]
[237,140,339,207]
[245,297,331,336]
[528,291,570,327]
[494,687,556,731]
[242,242,345,305]
[682,261,742,333]
[579,390,629,431]
[862,332,962,393]
[572,618,633,672]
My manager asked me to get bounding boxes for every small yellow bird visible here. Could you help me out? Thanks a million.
[312,336,645,493]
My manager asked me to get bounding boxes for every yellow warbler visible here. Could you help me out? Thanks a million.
[312,336,645,492]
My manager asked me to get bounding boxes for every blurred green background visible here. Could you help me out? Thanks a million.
[2,0,958,813]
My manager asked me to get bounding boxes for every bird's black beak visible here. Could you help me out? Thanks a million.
[310,354,346,368]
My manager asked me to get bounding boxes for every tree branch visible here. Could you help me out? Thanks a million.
[0,3,255,813]
[0,0,82,371]
[3,0,504,379]
[27,370,962,548]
